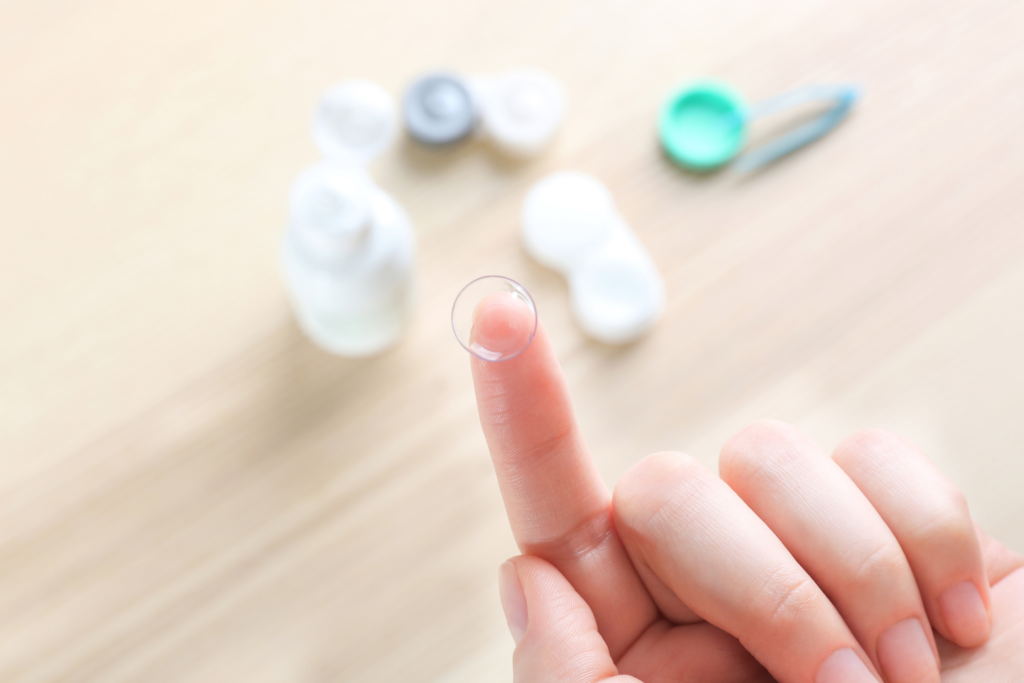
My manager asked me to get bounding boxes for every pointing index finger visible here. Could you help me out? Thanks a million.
[470,294,655,658]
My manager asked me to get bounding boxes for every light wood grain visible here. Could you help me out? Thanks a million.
[2,0,1023,680]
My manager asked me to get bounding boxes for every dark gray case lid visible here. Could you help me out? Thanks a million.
[403,72,478,145]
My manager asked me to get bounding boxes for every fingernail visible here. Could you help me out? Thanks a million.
[498,561,528,645]
[815,648,876,683]
[877,618,940,683]
[939,580,990,647]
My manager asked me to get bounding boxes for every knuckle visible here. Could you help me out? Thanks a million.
[614,451,687,512]
[758,568,823,629]
[719,419,802,486]
[613,451,702,537]
[833,428,910,466]
[840,427,898,450]
[945,486,970,515]
[909,506,975,551]
[521,509,615,566]
[722,420,797,459]
[849,542,909,590]
[519,423,580,465]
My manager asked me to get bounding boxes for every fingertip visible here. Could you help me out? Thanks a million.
[718,419,806,486]
[814,648,877,683]
[976,521,1024,586]
[877,618,940,683]
[499,560,528,645]
[938,580,991,647]
[470,291,536,362]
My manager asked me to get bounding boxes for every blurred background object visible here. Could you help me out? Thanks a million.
[521,171,665,344]
[1,0,1023,681]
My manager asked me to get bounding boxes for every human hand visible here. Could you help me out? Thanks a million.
[469,295,1024,683]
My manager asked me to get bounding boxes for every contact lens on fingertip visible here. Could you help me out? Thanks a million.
[452,276,538,362]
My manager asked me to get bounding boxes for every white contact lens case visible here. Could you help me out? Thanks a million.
[521,171,664,344]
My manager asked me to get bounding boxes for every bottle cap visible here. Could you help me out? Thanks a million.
[289,162,373,260]
[659,81,748,171]
[521,171,617,274]
[476,69,565,156]
[312,80,397,164]
[403,72,478,145]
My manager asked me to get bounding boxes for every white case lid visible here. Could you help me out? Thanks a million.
[476,69,565,157]
[312,79,397,164]
[569,230,664,345]
[521,171,617,273]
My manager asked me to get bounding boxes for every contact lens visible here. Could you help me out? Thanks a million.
[452,276,538,362]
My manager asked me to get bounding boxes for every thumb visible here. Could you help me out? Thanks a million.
[499,556,640,683]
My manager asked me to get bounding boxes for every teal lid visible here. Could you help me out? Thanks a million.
[659,81,748,171]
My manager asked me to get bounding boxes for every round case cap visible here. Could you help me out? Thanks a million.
[312,79,397,164]
[403,72,478,145]
[477,69,565,156]
[521,171,617,274]
[659,81,747,171]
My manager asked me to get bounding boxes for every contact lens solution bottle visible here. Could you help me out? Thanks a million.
[282,162,415,356]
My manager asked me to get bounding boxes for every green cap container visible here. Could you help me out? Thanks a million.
[659,81,748,171]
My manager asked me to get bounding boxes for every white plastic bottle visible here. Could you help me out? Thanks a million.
[282,162,415,356]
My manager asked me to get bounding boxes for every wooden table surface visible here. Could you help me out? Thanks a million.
[2,0,1023,680]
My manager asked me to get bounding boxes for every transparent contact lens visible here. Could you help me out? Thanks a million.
[452,276,538,362]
